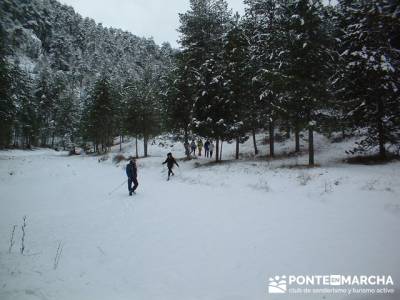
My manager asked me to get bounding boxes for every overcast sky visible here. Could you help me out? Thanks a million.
[61,0,245,48]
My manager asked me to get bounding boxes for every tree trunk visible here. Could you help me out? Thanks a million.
[184,128,190,159]
[286,123,291,139]
[215,137,220,162]
[252,129,258,155]
[377,99,386,159]
[135,135,139,158]
[308,127,314,166]
[220,140,223,161]
[269,119,275,157]
[143,135,148,157]
[41,135,46,147]
[235,136,240,160]
[51,133,55,149]
[13,131,18,148]
[119,135,122,152]
[295,123,300,153]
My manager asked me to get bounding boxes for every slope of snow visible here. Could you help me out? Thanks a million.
[0,135,399,300]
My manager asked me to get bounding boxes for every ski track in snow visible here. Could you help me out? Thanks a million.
[0,134,400,300]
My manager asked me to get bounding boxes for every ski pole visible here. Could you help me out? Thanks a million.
[108,180,127,196]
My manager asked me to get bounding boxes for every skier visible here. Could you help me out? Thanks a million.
[162,152,180,181]
[209,141,215,158]
[204,140,210,158]
[197,139,203,156]
[190,140,196,156]
[126,158,139,196]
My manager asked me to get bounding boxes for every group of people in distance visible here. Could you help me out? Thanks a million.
[184,139,215,158]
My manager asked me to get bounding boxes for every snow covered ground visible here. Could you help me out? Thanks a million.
[1,134,399,300]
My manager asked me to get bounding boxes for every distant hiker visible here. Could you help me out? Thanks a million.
[184,140,190,157]
[162,152,179,181]
[190,140,196,156]
[209,142,215,158]
[197,139,204,156]
[126,158,139,196]
[204,140,210,158]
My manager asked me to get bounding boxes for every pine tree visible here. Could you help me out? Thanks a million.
[10,63,38,148]
[124,63,163,157]
[34,65,56,146]
[164,52,194,147]
[112,82,126,152]
[179,0,233,161]
[0,24,14,148]
[334,0,400,158]
[54,85,80,151]
[276,0,332,165]
[245,0,285,157]
[85,75,116,153]
[223,15,250,159]
[242,3,265,155]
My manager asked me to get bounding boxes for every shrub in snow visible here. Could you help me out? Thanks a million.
[113,154,127,164]
[298,172,312,186]
[20,216,27,255]
[8,225,17,254]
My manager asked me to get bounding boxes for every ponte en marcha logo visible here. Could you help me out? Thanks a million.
[267,275,395,296]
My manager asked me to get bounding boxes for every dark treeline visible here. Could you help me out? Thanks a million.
[1,0,399,164]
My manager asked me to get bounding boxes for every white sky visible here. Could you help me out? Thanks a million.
[61,0,245,47]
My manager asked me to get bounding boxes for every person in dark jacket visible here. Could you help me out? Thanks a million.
[162,153,179,181]
[126,159,138,196]
[190,140,196,156]
[184,140,190,157]
[204,140,210,158]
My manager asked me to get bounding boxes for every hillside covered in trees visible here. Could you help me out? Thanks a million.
[0,0,174,151]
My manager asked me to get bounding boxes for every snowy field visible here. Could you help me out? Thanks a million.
[1,135,399,300]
